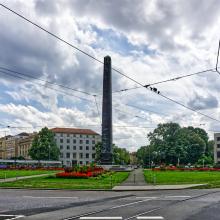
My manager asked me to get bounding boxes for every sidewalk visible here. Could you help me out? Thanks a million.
[120,168,146,186]
[113,169,207,190]
[113,184,206,191]
[0,173,54,183]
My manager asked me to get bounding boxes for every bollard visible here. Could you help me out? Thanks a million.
[134,173,136,184]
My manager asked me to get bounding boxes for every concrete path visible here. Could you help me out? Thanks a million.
[120,168,146,186]
[0,173,54,183]
[113,183,207,191]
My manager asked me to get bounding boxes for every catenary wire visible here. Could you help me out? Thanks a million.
[1,3,220,123]
[0,66,94,96]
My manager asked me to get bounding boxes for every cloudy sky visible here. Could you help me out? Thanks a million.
[0,0,220,152]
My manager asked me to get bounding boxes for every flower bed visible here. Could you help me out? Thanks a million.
[152,166,220,172]
[56,165,105,178]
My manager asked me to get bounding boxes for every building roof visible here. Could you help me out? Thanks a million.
[51,127,100,135]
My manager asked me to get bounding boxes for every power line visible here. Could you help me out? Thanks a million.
[216,40,220,74]
[112,68,214,93]
[93,95,102,125]
[125,103,168,116]
[0,70,93,103]
[0,66,94,96]
[1,3,220,124]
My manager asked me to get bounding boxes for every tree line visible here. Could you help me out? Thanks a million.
[137,123,214,167]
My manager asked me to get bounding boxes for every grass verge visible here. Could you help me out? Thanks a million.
[0,171,130,189]
[0,170,57,179]
[144,170,220,188]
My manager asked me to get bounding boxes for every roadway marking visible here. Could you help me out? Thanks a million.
[164,196,191,198]
[136,197,158,199]
[0,215,25,220]
[79,218,122,219]
[137,217,164,219]
[109,198,154,210]
[23,196,78,199]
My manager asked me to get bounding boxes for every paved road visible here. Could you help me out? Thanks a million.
[0,188,220,219]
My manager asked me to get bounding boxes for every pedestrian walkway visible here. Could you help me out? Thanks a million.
[120,168,146,186]
[113,184,207,191]
[0,173,53,183]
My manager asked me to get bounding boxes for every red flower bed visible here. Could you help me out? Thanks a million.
[56,166,105,178]
[152,167,220,172]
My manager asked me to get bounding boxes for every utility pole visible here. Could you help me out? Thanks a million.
[101,56,113,165]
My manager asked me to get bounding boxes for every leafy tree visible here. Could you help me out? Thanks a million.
[29,127,60,161]
[94,142,102,163]
[144,123,208,165]
[95,142,130,164]
[113,146,130,165]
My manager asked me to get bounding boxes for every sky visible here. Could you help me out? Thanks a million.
[0,0,220,152]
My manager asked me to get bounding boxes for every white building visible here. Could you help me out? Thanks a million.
[51,128,101,166]
[214,133,220,164]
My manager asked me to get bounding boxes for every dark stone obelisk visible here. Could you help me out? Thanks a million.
[101,56,113,165]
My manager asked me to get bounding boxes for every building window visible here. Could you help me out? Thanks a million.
[66,153,70,158]
[86,140,89,144]
[86,146,89,151]
[60,153,63,158]
[60,133,63,137]
[60,145,63,150]
[92,153,96,159]
[217,151,220,158]
[80,140,83,144]
[73,139,76,144]
[67,139,70,143]
[67,145,70,150]
[60,139,63,143]
[73,134,76,137]
[217,137,220,141]
[80,135,83,138]
[79,146,83,150]
[73,146,76,150]
[217,144,220,148]
[93,135,95,138]
[92,140,95,144]
[79,161,83,165]
[79,153,83,159]
[67,134,70,137]
[86,135,89,138]
[92,146,95,151]
[86,161,89,164]
[72,153,76,158]
[86,153,89,159]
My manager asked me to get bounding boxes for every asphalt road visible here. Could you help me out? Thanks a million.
[0,188,220,220]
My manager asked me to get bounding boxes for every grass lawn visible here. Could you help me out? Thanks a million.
[0,171,130,189]
[0,170,57,179]
[144,170,220,188]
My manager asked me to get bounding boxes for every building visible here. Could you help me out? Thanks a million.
[17,133,37,159]
[51,128,101,166]
[0,133,34,159]
[214,133,220,163]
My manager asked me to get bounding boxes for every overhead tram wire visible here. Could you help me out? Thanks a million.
[0,70,93,103]
[216,39,220,74]
[1,3,220,123]
[0,66,94,96]
[112,68,215,93]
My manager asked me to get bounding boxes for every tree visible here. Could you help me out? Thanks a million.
[94,142,102,163]
[146,123,208,165]
[95,142,130,165]
[29,127,60,161]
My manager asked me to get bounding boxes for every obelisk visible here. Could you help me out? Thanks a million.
[101,56,112,164]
